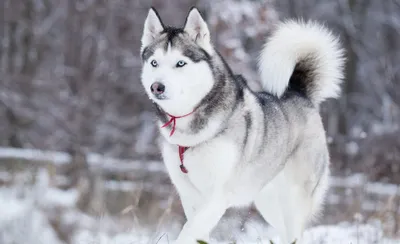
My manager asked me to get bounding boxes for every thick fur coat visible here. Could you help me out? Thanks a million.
[140,7,345,244]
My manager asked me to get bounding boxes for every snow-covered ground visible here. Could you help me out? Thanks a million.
[0,187,398,244]
[72,222,399,244]
[0,147,399,244]
[0,172,398,244]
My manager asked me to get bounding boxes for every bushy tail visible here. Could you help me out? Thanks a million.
[258,20,345,106]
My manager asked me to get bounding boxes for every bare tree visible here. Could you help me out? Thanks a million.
[0,0,399,182]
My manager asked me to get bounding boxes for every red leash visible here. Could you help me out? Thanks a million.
[178,146,189,173]
[161,110,195,173]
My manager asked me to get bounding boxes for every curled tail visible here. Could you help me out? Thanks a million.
[258,20,345,106]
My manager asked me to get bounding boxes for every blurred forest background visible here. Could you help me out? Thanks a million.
[1,0,400,180]
[0,0,399,243]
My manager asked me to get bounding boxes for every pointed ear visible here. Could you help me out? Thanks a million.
[184,8,212,52]
[141,8,164,51]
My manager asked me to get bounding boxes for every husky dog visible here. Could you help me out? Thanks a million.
[140,7,345,244]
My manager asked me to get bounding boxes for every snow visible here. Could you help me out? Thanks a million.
[331,174,400,197]
[0,189,62,244]
[104,180,171,194]
[0,193,28,223]
[0,147,71,164]
[0,171,11,182]
[41,187,79,207]
[0,180,398,244]
[0,190,397,244]
[0,149,399,244]
[0,147,165,173]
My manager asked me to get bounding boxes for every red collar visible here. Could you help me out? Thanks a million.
[161,110,195,137]
[160,110,195,174]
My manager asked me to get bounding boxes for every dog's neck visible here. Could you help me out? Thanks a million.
[160,109,196,137]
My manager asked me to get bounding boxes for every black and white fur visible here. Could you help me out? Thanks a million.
[140,7,345,244]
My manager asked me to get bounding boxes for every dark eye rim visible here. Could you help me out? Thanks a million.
[150,60,158,67]
[176,60,187,68]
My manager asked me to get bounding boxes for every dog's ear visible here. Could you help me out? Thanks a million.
[141,7,164,51]
[184,8,213,53]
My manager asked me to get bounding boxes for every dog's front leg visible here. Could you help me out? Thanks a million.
[173,190,229,244]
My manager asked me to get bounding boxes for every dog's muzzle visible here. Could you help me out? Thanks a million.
[150,82,166,99]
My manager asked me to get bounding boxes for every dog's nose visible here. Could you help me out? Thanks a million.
[150,82,165,95]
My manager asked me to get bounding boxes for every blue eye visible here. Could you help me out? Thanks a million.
[176,60,187,68]
[150,60,158,67]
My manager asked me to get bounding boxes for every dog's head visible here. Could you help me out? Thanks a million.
[140,7,215,116]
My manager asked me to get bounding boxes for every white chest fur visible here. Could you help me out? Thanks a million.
[162,136,239,196]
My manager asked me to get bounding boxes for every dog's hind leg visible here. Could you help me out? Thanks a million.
[281,184,313,244]
[254,172,291,244]
[254,166,322,244]
[279,151,331,244]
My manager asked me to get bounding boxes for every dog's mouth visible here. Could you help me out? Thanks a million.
[152,93,168,100]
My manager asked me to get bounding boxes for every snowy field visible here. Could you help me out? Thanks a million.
[0,147,399,244]
[0,183,398,244]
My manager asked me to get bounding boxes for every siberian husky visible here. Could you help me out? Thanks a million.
[140,7,345,244]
